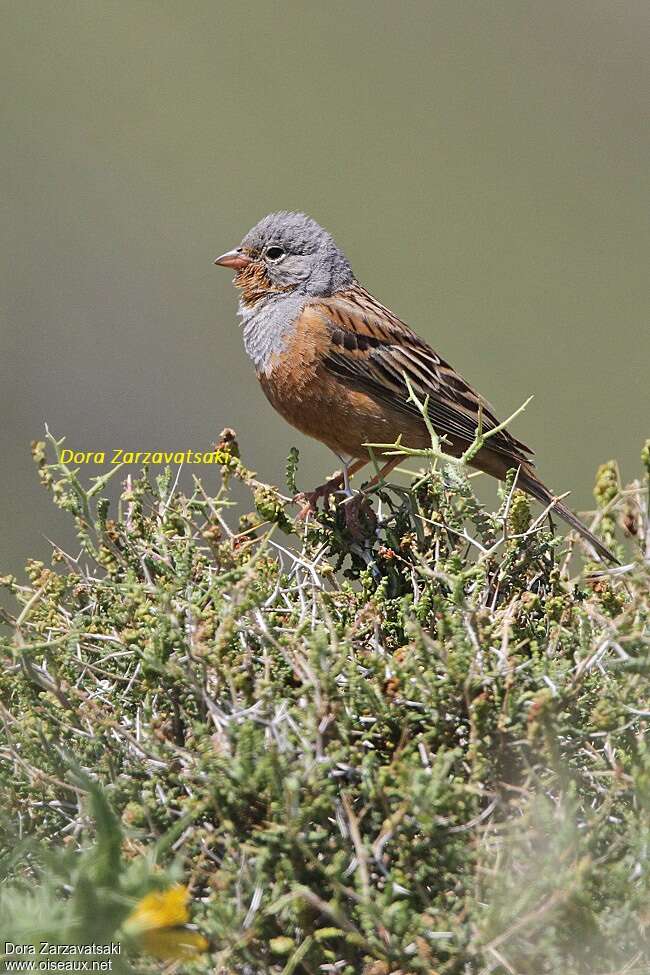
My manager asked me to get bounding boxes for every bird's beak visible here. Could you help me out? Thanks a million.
[213,248,252,271]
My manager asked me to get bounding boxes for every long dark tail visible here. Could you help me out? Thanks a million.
[472,448,618,564]
[516,469,617,564]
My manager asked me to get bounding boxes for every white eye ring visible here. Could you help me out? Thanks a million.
[265,245,285,262]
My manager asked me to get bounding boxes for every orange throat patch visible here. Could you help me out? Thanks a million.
[234,261,291,307]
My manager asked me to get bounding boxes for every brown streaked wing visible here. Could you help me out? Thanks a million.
[312,286,534,462]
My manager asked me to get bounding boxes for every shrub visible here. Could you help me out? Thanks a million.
[0,431,648,974]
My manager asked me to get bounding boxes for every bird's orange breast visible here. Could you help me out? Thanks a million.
[257,306,427,459]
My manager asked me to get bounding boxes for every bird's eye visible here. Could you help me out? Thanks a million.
[265,246,285,261]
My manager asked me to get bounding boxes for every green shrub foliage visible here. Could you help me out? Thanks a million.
[0,432,649,974]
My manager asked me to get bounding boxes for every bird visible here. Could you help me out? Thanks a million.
[214,211,615,562]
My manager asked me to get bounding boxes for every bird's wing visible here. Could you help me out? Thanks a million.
[309,285,534,462]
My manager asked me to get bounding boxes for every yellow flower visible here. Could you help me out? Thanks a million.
[123,885,208,960]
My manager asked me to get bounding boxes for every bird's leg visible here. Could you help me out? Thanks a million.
[340,456,402,535]
[358,456,402,493]
[337,454,355,498]
[294,458,367,519]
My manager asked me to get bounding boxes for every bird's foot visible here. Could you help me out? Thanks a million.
[293,471,345,520]
[340,492,377,539]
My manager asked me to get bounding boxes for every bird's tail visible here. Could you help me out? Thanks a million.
[516,468,617,564]
[473,449,618,564]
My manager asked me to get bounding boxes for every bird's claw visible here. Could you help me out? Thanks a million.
[340,493,376,539]
[293,490,319,520]
[293,487,335,520]
[293,472,347,520]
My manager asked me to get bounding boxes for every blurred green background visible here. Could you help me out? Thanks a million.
[1,1,648,577]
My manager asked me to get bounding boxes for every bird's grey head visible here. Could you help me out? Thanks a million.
[215,212,355,300]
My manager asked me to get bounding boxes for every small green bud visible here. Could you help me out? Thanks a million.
[254,487,291,530]
[641,439,650,475]
[593,461,619,509]
[507,490,531,534]
[270,937,295,955]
